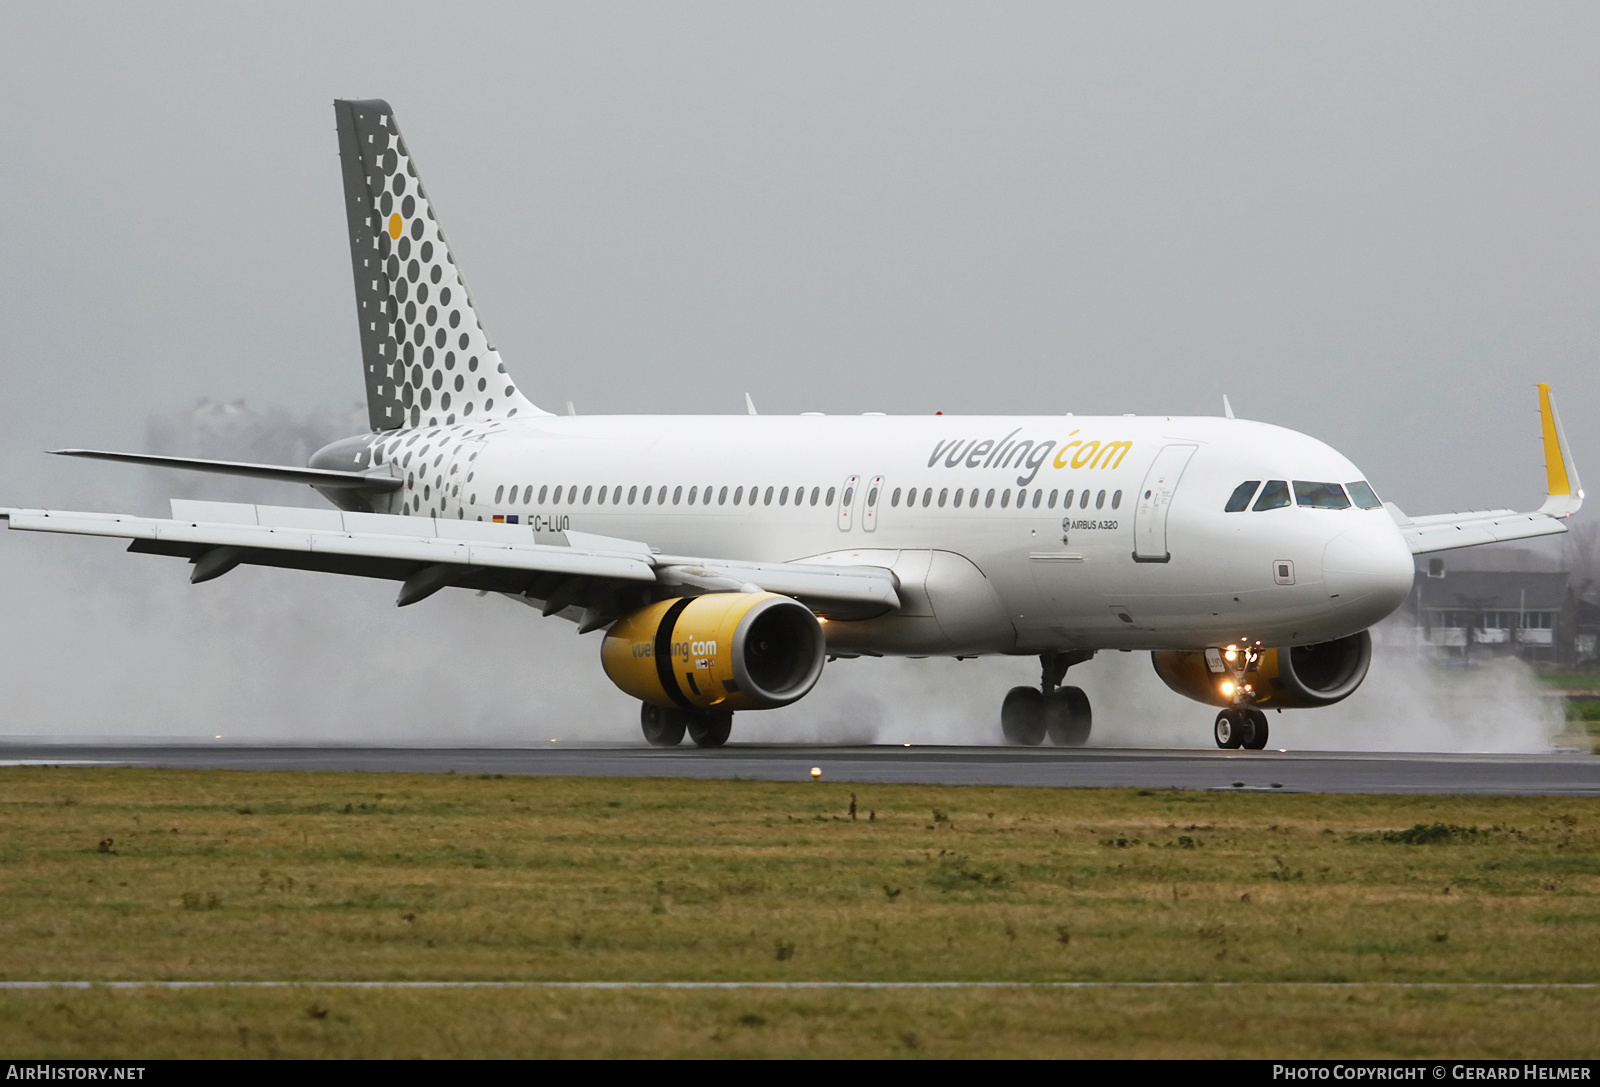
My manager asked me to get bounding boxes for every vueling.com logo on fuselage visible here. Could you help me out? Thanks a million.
[927,428,1133,487]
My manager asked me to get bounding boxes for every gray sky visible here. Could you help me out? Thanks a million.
[0,4,1596,744]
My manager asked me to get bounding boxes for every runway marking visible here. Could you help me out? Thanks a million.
[5,981,1597,990]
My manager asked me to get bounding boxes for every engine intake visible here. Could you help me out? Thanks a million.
[601,593,825,712]
[1151,630,1372,710]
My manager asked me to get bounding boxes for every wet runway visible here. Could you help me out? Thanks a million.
[2,743,1598,795]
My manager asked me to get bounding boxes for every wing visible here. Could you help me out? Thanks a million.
[1390,382,1584,556]
[0,499,900,629]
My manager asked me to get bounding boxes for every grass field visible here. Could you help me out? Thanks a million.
[2,767,1597,1058]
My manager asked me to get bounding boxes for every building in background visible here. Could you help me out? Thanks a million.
[1401,546,1600,665]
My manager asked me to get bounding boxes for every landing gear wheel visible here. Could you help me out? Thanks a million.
[640,703,687,747]
[1241,709,1269,751]
[687,710,734,749]
[1214,709,1244,750]
[1001,687,1047,746]
[1045,686,1092,747]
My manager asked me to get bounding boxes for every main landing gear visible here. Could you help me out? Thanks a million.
[640,703,733,749]
[1214,707,1269,750]
[1001,650,1094,747]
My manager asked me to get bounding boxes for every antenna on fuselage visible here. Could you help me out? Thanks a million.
[1222,395,1236,420]
[745,393,758,416]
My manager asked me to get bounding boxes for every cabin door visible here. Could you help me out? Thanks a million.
[1132,444,1197,563]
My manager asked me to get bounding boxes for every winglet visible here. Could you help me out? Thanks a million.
[1537,382,1584,518]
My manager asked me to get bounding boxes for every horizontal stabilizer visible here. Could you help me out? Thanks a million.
[50,449,402,492]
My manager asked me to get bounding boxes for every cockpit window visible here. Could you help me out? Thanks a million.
[1293,481,1351,509]
[1224,481,1260,512]
[1252,480,1291,511]
[1346,480,1382,509]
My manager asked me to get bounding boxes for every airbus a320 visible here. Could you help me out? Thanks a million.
[4,100,1584,751]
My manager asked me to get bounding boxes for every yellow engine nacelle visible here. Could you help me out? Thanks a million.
[601,593,826,712]
[1151,630,1372,710]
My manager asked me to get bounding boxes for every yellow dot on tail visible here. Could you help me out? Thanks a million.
[388,213,403,240]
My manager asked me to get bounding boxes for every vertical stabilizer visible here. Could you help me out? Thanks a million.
[334,99,546,431]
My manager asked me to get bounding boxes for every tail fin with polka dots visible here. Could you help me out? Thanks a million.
[334,99,546,431]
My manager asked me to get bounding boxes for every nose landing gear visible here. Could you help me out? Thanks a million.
[1001,650,1095,746]
[1203,645,1272,751]
[1214,707,1269,750]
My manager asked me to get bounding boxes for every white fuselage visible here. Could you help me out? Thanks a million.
[359,412,1416,656]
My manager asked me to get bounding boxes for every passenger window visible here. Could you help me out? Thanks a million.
[1001,490,1011,509]
[1063,489,1074,508]
[1346,480,1383,509]
[922,487,933,508]
[626,485,636,504]
[1253,480,1291,511]
[1111,489,1122,510]
[1293,481,1351,509]
[718,486,728,505]
[1225,481,1260,513]
[810,487,821,505]
[779,486,790,505]
[583,485,593,504]
[1079,490,1090,509]
[494,485,504,503]
[985,488,995,508]
[764,486,774,505]
[890,487,901,507]
[733,486,743,505]
[953,487,964,507]
[1095,490,1106,509]
[826,487,836,506]
[641,485,651,504]
[539,485,549,504]
[658,486,668,505]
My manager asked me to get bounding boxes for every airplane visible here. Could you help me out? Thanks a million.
[1,100,1584,752]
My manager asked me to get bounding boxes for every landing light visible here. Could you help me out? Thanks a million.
[1219,681,1236,696]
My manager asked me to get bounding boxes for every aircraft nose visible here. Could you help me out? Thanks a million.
[1322,522,1414,620]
